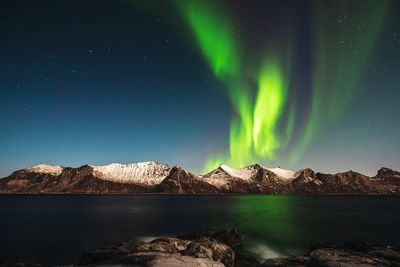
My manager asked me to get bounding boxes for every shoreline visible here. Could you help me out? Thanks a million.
[2,229,399,267]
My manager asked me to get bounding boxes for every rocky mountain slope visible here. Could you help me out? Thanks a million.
[155,166,219,194]
[0,162,399,194]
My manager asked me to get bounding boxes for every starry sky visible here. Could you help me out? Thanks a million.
[1,0,399,177]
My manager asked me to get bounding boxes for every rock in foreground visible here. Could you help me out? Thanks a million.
[79,229,240,267]
[76,229,400,267]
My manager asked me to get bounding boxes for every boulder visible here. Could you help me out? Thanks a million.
[148,254,225,267]
[125,251,225,267]
[76,230,400,267]
[212,229,242,248]
[280,241,400,267]
[185,238,235,267]
[309,247,391,266]
[135,237,191,254]
[178,229,241,248]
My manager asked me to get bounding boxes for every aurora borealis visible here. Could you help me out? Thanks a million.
[290,0,391,165]
[174,0,295,171]
[175,0,392,172]
[0,0,399,177]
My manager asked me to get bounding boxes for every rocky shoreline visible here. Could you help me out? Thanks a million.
[2,229,399,267]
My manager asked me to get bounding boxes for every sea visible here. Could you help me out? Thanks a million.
[0,195,399,266]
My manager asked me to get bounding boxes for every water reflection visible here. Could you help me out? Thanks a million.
[225,195,400,259]
[229,195,306,257]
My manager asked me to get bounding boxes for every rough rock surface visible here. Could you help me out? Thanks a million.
[147,254,225,267]
[124,230,237,267]
[154,167,219,194]
[4,230,399,266]
[253,166,292,194]
[78,229,240,266]
[259,241,400,267]
[184,238,235,267]
[76,230,400,267]
[376,167,400,187]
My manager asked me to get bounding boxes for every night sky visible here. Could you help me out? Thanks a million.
[1,0,399,177]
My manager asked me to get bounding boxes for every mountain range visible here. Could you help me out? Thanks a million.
[0,161,399,194]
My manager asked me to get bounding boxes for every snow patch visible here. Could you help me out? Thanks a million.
[201,164,295,188]
[91,161,171,186]
[267,167,295,179]
[220,164,253,180]
[25,164,64,176]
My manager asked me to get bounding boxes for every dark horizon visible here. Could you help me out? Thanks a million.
[0,160,397,179]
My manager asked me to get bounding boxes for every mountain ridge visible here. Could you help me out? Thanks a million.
[0,162,399,194]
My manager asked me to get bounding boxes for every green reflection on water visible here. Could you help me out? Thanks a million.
[230,195,309,257]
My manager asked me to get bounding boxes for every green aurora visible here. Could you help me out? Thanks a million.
[174,0,390,172]
[289,1,390,165]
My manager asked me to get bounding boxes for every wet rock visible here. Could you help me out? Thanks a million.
[149,237,191,253]
[124,251,173,266]
[212,229,242,248]
[178,229,241,248]
[75,230,400,267]
[263,241,400,267]
[134,237,190,254]
[185,238,235,267]
[185,238,214,259]
[309,247,390,266]
[148,255,224,267]
[122,235,230,266]
[124,251,225,267]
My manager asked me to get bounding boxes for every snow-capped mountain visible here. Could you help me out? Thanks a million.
[155,166,219,194]
[91,161,170,186]
[0,162,173,194]
[202,163,295,191]
[25,164,64,176]
[267,167,295,179]
[201,164,249,189]
[0,162,399,194]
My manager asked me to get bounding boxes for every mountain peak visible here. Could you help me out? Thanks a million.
[24,164,64,176]
[237,164,296,179]
[294,168,316,179]
[219,164,252,180]
[243,163,266,171]
[267,167,295,179]
[90,161,171,186]
[376,167,400,180]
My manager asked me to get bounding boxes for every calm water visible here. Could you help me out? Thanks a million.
[0,195,399,266]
